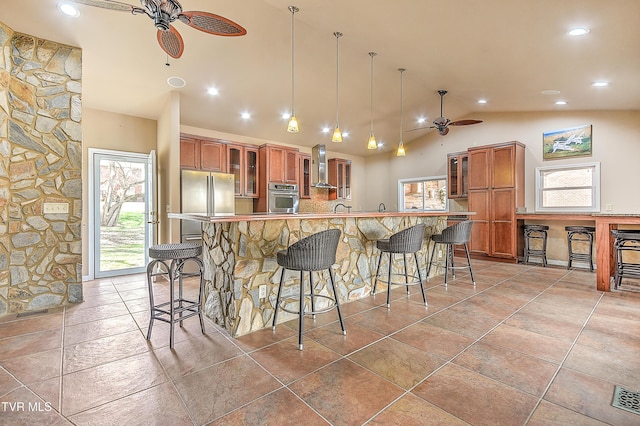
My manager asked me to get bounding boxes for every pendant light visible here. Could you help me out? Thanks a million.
[397,68,406,157]
[367,52,378,150]
[286,6,300,133]
[332,31,343,142]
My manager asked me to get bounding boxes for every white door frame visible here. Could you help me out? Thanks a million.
[87,148,157,280]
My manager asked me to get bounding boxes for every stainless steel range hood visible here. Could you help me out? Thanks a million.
[312,144,336,188]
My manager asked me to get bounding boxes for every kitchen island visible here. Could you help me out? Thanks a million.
[168,211,473,336]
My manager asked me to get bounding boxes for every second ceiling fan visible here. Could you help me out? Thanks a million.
[412,90,483,135]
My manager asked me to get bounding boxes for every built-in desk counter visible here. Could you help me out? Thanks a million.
[169,211,473,336]
[516,213,640,292]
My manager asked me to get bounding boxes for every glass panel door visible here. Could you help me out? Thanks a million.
[91,150,154,278]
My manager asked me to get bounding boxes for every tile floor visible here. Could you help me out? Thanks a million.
[1,259,640,425]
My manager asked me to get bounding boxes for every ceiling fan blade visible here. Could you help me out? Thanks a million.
[178,11,247,36]
[449,119,483,126]
[70,0,136,12]
[406,126,433,132]
[157,26,184,58]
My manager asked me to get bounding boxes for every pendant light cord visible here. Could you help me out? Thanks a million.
[399,68,405,142]
[289,6,298,116]
[369,52,376,134]
[334,32,342,125]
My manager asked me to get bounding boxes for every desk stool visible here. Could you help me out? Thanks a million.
[523,224,549,266]
[565,226,595,271]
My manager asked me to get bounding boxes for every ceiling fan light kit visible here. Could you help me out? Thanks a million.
[71,0,246,58]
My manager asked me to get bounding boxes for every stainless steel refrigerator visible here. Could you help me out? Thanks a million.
[180,170,235,243]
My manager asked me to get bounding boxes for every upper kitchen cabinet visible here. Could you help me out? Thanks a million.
[227,143,259,198]
[180,136,227,172]
[328,158,351,200]
[259,144,299,184]
[467,141,525,261]
[447,151,469,199]
[299,153,311,199]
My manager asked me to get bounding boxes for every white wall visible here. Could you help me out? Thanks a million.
[364,110,640,214]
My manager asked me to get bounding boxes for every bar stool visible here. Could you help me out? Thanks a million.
[611,230,640,290]
[146,242,206,348]
[272,229,346,350]
[565,226,596,271]
[426,220,476,286]
[373,223,427,308]
[523,224,549,266]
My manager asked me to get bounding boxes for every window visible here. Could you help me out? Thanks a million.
[535,162,600,212]
[398,176,448,211]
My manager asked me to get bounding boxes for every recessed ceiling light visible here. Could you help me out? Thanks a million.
[568,27,590,36]
[167,76,186,88]
[555,100,567,105]
[322,127,330,133]
[541,90,561,95]
[417,117,426,124]
[477,99,487,104]
[207,87,219,96]
[592,81,610,87]
[58,2,79,17]
[342,132,349,137]
[241,112,251,119]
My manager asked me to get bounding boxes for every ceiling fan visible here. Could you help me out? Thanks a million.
[70,0,247,58]
[410,90,483,135]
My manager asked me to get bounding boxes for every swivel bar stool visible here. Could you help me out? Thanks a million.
[272,229,346,350]
[565,226,596,271]
[611,230,640,290]
[146,242,206,348]
[427,220,476,286]
[523,224,549,266]
[373,223,427,308]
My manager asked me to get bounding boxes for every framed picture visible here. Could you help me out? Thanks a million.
[543,124,592,160]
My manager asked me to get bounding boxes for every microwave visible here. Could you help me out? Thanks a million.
[267,183,299,213]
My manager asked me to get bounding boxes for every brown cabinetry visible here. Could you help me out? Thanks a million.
[254,144,300,212]
[299,154,311,199]
[467,141,525,261]
[447,152,469,199]
[180,137,227,172]
[227,144,259,198]
[259,144,299,184]
[328,158,351,200]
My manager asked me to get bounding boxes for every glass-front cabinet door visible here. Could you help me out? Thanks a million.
[244,147,258,197]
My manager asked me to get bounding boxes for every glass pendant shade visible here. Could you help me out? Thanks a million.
[287,115,299,132]
[367,132,377,149]
[332,125,343,142]
[287,6,299,133]
[397,141,406,156]
[332,32,343,142]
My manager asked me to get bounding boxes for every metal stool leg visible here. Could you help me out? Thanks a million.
[309,271,316,320]
[328,267,346,335]
[272,268,286,329]
[414,252,427,305]
[387,252,393,308]
[403,253,410,295]
[298,270,304,350]
[464,243,476,286]
[373,253,382,295]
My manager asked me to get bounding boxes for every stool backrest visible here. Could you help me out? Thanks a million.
[440,220,474,244]
[388,223,426,253]
[282,228,341,270]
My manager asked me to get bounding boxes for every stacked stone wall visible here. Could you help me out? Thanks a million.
[0,22,82,315]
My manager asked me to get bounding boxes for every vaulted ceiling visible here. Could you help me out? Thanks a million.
[3,0,639,156]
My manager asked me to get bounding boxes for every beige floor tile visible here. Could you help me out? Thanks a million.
[173,355,281,424]
[63,314,139,346]
[0,329,62,361]
[482,324,572,364]
[528,400,609,426]
[368,392,468,425]
[0,386,70,425]
[1,348,61,384]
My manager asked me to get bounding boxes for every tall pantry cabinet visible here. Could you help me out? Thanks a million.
[467,141,525,261]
